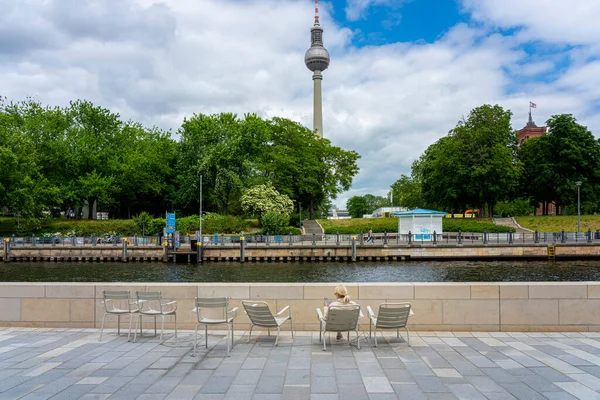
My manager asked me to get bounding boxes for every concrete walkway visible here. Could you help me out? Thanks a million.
[1,328,600,399]
[493,217,533,233]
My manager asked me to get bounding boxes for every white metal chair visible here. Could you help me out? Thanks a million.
[99,290,139,342]
[367,302,411,347]
[242,301,293,346]
[133,291,177,342]
[192,297,238,357]
[317,304,362,351]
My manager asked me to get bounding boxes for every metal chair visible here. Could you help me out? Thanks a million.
[192,297,238,357]
[133,291,177,342]
[367,302,411,347]
[317,304,362,351]
[99,290,138,342]
[242,301,293,346]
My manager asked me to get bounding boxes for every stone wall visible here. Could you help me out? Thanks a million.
[1,282,600,332]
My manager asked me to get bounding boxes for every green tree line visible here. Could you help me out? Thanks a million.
[0,98,360,222]
[387,104,600,217]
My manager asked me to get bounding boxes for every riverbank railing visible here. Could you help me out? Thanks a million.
[3,229,600,248]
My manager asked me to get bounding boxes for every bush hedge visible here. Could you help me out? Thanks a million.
[318,217,514,234]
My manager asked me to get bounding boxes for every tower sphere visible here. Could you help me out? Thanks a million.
[305,46,330,72]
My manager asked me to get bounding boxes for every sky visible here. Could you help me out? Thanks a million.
[1,0,599,209]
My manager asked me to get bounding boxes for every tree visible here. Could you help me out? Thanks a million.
[240,184,294,222]
[390,174,422,209]
[519,114,600,215]
[346,196,368,218]
[418,104,518,216]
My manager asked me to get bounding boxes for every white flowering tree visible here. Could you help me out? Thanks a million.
[240,184,294,222]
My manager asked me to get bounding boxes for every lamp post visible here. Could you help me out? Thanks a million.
[576,181,582,233]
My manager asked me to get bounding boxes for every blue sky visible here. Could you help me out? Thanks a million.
[1,0,599,207]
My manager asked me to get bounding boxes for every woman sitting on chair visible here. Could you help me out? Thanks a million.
[323,285,357,340]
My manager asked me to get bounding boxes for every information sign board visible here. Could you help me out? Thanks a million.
[166,212,176,234]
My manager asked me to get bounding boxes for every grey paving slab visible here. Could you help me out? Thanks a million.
[1,329,600,400]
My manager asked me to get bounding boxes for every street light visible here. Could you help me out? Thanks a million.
[576,181,582,233]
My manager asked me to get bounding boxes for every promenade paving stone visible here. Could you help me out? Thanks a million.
[2,329,600,398]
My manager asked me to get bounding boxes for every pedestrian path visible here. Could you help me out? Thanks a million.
[493,217,533,233]
[1,327,600,399]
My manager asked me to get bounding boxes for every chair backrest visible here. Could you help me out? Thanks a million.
[324,304,361,333]
[195,297,228,322]
[242,301,277,328]
[136,291,163,313]
[376,303,411,329]
[102,290,131,313]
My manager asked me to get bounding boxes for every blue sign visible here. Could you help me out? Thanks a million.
[166,212,176,234]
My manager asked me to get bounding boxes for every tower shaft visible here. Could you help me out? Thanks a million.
[313,71,323,138]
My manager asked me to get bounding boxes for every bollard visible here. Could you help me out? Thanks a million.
[535,230,539,244]
[408,231,412,245]
[561,229,566,244]
[588,228,593,244]
[156,234,161,247]
[458,229,462,245]
[336,232,340,246]
[266,233,270,246]
[384,231,388,245]
[72,235,77,247]
[122,239,128,262]
[508,232,513,244]
[289,233,292,245]
[483,229,487,244]
[351,236,357,261]
[240,236,245,262]
[3,238,9,262]
[433,230,437,244]
[312,233,316,246]
[31,235,36,247]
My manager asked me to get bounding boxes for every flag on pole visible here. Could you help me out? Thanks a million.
[530,101,537,108]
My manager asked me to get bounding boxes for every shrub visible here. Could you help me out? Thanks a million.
[260,212,290,235]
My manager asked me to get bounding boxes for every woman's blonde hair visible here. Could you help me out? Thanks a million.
[335,285,351,304]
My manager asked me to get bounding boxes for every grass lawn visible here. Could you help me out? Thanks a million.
[516,215,600,232]
[317,217,513,234]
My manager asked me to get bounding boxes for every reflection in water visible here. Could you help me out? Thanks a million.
[1,260,600,282]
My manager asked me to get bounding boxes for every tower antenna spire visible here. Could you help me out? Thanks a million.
[314,0,320,25]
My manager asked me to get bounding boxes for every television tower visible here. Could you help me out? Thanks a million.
[304,0,330,137]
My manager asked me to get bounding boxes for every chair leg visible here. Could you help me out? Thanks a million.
[226,323,230,357]
[160,315,165,342]
[356,330,361,350]
[133,315,141,343]
[290,319,294,339]
[205,325,208,348]
[323,332,327,351]
[275,327,280,346]
[127,314,134,342]
[231,320,235,348]
[99,313,108,342]
[154,316,157,337]
[369,320,372,339]
[193,324,199,357]
[374,327,378,347]
[117,314,121,336]
[405,327,410,346]
[248,325,254,343]
[397,328,400,339]
[174,313,177,338]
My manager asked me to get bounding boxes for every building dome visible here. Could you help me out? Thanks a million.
[305,46,330,72]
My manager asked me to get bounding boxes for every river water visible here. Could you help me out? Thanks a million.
[2,260,600,282]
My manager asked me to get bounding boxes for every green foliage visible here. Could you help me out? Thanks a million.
[260,212,290,235]
[390,174,422,209]
[346,194,388,218]
[519,114,600,214]
[318,217,514,234]
[133,212,153,234]
[494,199,533,217]
[418,105,518,216]
[241,184,294,221]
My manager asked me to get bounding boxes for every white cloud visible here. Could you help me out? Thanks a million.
[0,0,598,210]
[462,0,600,46]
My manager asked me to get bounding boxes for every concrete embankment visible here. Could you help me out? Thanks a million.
[3,242,600,262]
[2,281,600,332]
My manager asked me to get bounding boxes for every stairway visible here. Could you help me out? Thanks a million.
[493,217,532,233]
[302,220,324,235]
